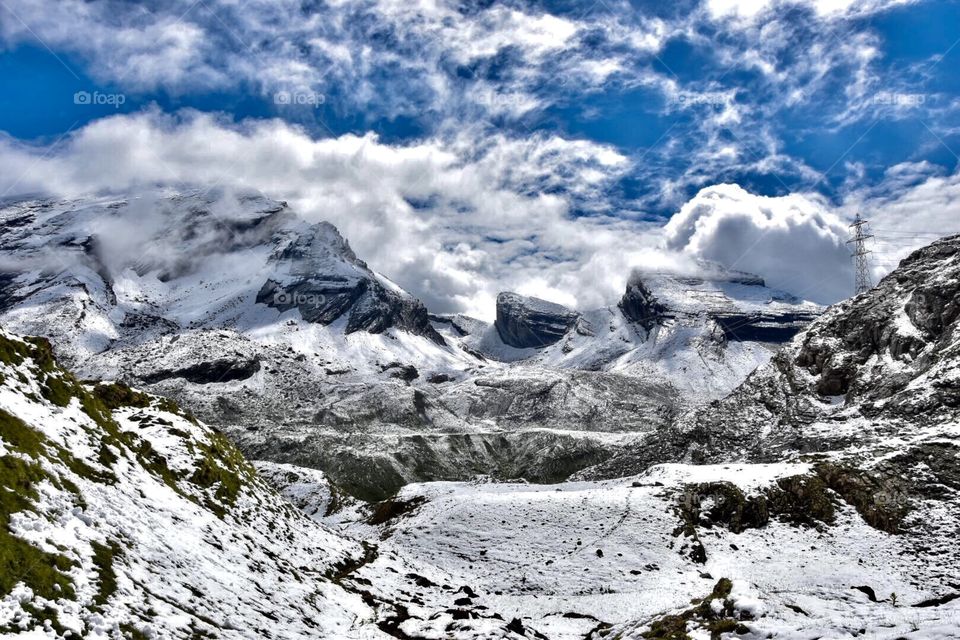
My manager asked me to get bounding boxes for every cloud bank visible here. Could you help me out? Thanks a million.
[0,110,664,319]
[3,110,958,317]
[663,184,853,304]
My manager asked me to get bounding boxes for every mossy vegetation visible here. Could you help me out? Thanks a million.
[119,623,152,640]
[0,328,268,634]
[0,455,77,601]
[90,381,153,411]
[187,431,258,519]
[0,412,77,608]
[3,337,250,519]
[641,578,749,640]
[91,540,121,609]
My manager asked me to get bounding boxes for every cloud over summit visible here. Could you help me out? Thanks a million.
[663,184,853,304]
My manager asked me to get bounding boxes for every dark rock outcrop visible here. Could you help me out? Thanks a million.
[255,221,444,344]
[618,275,667,329]
[141,357,262,385]
[495,292,580,349]
[712,311,820,343]
[257,278,443,344]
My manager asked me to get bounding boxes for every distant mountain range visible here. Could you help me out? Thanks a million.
[0,189,823,499]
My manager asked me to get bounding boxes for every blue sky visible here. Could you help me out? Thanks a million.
[1,0,959,314]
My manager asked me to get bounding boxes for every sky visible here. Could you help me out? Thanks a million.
[1,0,959,318]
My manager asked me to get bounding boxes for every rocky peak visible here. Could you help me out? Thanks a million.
[618,265,820,344]
[274,220,366,270]
[619,273,668,329]
[256,219,445,343]
[495,292,580,349]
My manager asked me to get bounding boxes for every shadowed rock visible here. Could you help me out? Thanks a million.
[495,292,580,349]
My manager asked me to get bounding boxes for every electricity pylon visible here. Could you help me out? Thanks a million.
[847,213,874,295]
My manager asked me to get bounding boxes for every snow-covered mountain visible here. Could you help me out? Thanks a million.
[444,264,821,399]
[0,189,821,499]
[3,196,960,638]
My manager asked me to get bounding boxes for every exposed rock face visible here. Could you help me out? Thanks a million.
[618,266,820,344]
[142,357,261,384]
[257,277,442,342]
[255,221,444,343]
[618,274,667,329]
[495,292,580,348]
[711,311,821,343]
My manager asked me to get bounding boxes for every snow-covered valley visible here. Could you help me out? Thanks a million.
[2,190,959,638]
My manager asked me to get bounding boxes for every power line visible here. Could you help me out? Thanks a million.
[871,228,960,234]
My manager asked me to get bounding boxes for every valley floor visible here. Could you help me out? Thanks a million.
[266,462,960,640]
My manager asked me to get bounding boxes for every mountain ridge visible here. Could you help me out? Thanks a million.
[0,188,824,499]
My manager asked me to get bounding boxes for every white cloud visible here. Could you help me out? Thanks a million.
[706,0,915,21]
[662,183,854,303]
[0,109,656,319]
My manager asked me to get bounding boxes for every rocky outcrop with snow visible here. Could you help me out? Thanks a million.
[494,292,581,348]
[669,233,960,463]
[453,262,823,402]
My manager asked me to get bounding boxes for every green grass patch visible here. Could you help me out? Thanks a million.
[91,540,120,609]
[0,454,76,601]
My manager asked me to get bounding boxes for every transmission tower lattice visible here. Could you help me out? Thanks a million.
[847,213,874,295]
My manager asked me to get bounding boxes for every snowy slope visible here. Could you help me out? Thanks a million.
[268,462,960,639]
[0,328,386,639]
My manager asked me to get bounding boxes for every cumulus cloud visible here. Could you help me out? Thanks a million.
[662,184,854,303]
[4,109,958,314]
